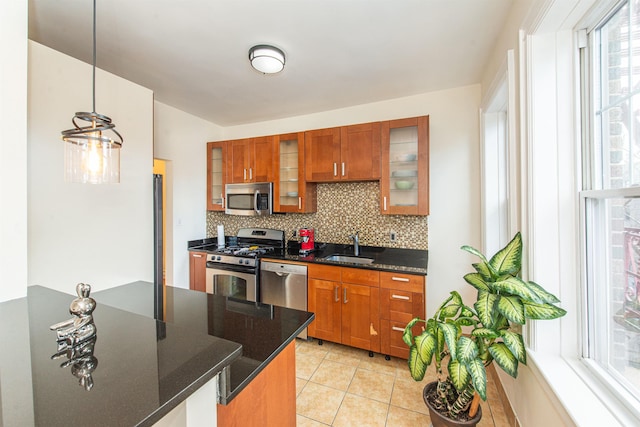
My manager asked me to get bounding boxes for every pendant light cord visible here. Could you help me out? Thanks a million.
[92,0,96,113]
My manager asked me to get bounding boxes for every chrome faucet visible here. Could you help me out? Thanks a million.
[349,231,360,256]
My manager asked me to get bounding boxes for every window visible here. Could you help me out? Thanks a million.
[583,0,640,409]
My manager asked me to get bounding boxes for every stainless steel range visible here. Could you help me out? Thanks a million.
[205,228,285,302]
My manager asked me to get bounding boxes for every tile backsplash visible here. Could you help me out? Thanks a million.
[206,181,428,249]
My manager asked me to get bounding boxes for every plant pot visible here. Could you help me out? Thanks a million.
[423,381,482,427]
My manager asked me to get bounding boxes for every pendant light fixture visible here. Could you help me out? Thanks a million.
[248,45,285,74]
[61,0,123,184]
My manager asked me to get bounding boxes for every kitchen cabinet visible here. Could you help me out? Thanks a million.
[307,264,380,353]
[304,122,381,182]
[206,141,227,211]
[379,271,425,359]
[189,251,207,292]
[380,115,430,215]
[229,136,274,183]
[273,132,317,213]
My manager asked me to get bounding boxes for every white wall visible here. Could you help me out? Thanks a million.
[27,41,155,293]
[0,0,28,302]
[222,86,482,316]
[153,102,223,288]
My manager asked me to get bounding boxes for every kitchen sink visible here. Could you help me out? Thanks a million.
[322,255,375,264]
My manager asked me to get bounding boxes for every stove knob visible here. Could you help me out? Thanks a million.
[216,256,222,261]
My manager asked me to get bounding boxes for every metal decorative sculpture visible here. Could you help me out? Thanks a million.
[50,283,98,390]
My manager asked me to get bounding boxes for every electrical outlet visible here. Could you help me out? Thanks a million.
[389,230,397,243]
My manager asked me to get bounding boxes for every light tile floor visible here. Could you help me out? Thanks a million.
[295,338,512,427]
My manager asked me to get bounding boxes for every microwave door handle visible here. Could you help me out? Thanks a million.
[254,189,259,215]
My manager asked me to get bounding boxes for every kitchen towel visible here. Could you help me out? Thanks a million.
[217,225,225,248]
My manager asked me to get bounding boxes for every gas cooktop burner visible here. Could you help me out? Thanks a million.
[215,245,276,257]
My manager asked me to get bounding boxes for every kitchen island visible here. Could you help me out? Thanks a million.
[0,283,313,426]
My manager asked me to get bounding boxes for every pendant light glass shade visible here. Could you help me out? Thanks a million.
[61,0,123,184]
[248,45,285,74]
[63,113,122,184]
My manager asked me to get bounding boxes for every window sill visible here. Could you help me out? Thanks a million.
[527,350,638,426]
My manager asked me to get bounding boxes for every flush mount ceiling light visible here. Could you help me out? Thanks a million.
[61,0,123,184]
[248,45,285,74]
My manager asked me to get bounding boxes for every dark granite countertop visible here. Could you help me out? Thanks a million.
[0,285,242,427]
[188,239,428,275]
[94,282,315,404]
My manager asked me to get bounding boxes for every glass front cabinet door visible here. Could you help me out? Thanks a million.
[274,132,317,213]
[207,141,227,211]
[380,116,429,215]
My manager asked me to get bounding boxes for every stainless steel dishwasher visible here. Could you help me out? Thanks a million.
[260,261,308,339]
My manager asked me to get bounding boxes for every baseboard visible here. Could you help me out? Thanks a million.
[487,363,519,427]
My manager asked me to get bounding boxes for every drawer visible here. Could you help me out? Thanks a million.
[380,288,424,321]
[341,267,379,287]
[381,319,422,359]
[308,263,341,281]
[380,271,425,293]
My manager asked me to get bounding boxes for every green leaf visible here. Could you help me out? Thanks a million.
[439,322,460,360]
[456,317,476,327]
[497,295,526,324]
[489,342,518,378]
[466,359,487,400]
[475,291,497,327]
[461,307,476,318]
[463,273,491,292]
[415,332,436,365]
[491,276,544,304]
[472,327,499,339]
[407,345,427,381]
[500,331,526,364]
[488,232,522,276]
[402,318,420,346]
[472,262,493,281]
[523,301,567,320]
[448,359,470,391]
[450,291,464,306]
[461,244,489,264]
[456,336,478,364]
[439,304,461,319]
[526,280,561,304]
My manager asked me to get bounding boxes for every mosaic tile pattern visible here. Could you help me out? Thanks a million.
[206,182,428,249]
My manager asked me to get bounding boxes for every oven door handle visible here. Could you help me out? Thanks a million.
[206,264,257,275]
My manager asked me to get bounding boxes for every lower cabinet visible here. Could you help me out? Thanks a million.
[189,251,207,292]
[379,271,426,359]
[217,341,296,426]
[307,264,380,353]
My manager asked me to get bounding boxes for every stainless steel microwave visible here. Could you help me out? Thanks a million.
[225,182,273,216]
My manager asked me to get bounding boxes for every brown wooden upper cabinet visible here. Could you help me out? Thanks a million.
[273,132,317,213]
[380,116,429,215]
[304,123,381,182]
[229,136,274,183]
[207,141,228,211]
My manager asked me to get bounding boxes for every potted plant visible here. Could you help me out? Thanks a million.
[403,232,566,426]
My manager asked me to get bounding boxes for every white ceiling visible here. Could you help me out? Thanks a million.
[28,0,514,126]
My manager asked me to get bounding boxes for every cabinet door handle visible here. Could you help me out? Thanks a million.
[298,197,302,210]
[192,254,202,258]
[333,162,337,176]
[334,286,339,302]
[221,195,225,209]
[391,294,410,300]
[341,162,345,176]
[392,326,405,332]
[243,168,247,180]
[343,288,348,304]
[249,168,253,180]
[391,277,410,282]
[383,196,387,211]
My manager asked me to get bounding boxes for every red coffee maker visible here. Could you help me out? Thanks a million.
[299,228,315,254]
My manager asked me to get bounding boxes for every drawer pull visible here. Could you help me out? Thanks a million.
[391,277,410,282]
[392,326,405,332]
[391,294,410,300]
[192,254,203,258]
